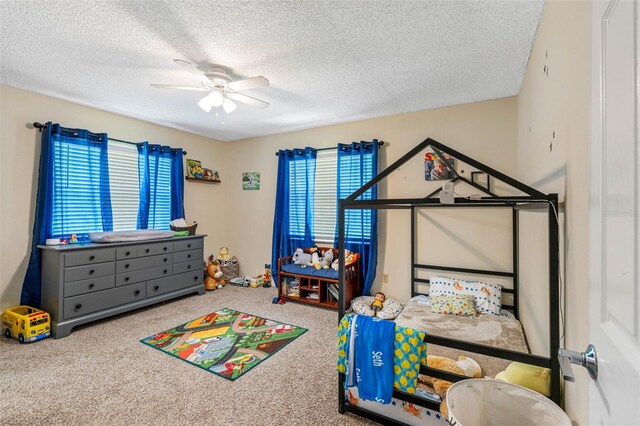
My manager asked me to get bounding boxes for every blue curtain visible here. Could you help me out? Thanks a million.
[21,123,110,307]
[137,143,184,230]
[334,140,379,296]
[271,147,317,285]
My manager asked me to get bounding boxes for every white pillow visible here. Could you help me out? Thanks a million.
[351,296,403,320]
[407,295,430,305]
[429,276,502,315]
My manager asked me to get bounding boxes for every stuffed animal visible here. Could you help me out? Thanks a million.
[418,355,482,418]
[495,362,551,396]
[205,257,225,291]
[317,249,334,270]
[217,247,231,264]
[307,245,320,268]
[292,248,312,266]
[331,250,354,271]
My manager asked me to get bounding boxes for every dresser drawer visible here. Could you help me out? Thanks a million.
[116,254,172,274]
[63,282,146,319]
[116,246,138,260]
[65,249,115,267]
[173,238,202,252]
[64,275,115,298]
[116,265,173,287]
[137,243,157,257]
[64,262,115,283]
[153,242,173,254]
[147,270,202,297]
[173,260,201,275]
[173,249,201,264]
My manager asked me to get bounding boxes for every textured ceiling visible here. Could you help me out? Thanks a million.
[0,1,543,141]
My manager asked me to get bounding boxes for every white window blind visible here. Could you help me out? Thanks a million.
[314,150,337,243]
[107,141,140,231]
[147,154,172,230]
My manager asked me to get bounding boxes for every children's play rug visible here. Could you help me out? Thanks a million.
[140,308,307,380]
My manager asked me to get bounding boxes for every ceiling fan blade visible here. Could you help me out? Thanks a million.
[227,92,269,109]
[227,76,269,92]
[173,59,211,84]
[150,84,209,91]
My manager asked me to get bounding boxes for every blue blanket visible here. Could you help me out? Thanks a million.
[346,314,395,404]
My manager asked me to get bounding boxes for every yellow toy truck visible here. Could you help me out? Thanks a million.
[2,305,50,343]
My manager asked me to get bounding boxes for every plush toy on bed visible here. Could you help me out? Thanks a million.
[495,362,551,396]
[370,292,386,316]
[418,355,482,418]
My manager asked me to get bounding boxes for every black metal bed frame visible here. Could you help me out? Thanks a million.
[337,138,560,424]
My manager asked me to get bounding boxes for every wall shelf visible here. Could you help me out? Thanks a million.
[185,176,221,183]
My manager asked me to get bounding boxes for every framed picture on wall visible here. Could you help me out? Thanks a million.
[242,172,260,190]
[186,159,203,178]
[424,151,455,181]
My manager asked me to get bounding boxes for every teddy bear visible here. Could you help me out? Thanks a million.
[217,247,231,265]
[418,355,482,418]
[317,249,334,270]
[205,257,225,291]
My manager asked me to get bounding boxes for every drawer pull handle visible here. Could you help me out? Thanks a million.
[145,249,150,253]
[187,244,191,248]
[89,283,94,289]
[126,251,130,256]
[89,269,95,275]
[163,247,168,251]
[154,285,159,291]
[75,303,82,310]
[194,276,198,281]
[164,258,168,262]
[135,290,140,296]
[163,269,168,274]
[89,255,95,261]
[125,264,130,269]
[187,254,191,259]
[125,277,130,282]
[187,265,192,269]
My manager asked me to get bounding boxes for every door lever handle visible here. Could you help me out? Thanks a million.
[558,344,598,382]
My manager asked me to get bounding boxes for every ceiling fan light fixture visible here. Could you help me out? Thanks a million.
[197,88,224,112]
[222,97,237,114]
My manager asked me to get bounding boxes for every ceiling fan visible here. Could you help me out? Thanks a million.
[151,59,269,114]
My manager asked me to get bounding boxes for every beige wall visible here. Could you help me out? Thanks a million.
[0,84,227,310]
[222,97,519,302]
[517,1,590,424]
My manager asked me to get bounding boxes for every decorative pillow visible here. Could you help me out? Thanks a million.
[407,295,430,305]
[351,296,403,320]
[429,276,502,315]
[429,294,477,316]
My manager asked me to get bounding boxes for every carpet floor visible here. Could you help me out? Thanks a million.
[0,285,375,425]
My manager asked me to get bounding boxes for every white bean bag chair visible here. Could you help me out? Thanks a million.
[351,296,403,320]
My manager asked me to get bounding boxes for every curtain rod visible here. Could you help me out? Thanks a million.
[274,140,385,156]
[31,122,188,156]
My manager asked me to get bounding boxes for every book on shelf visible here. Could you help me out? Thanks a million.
[327,283,339,301]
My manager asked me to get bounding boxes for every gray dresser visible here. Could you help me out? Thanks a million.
[38,235,206,338]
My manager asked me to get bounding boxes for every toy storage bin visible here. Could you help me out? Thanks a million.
[220,263,239,281]
[446,379,570,426]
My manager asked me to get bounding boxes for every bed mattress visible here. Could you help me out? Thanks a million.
[394,301,529,377]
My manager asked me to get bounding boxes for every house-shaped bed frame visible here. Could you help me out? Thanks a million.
[337,138,560,424]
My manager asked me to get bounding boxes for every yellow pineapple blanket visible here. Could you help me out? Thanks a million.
[337,314,427,394]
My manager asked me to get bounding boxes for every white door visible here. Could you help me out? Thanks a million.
[590,0,640,424]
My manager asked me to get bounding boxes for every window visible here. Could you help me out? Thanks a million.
[287,148,374,244]
[51,138,175,238]
[50,137,110,238]
[107,142,140,231]
[314,150,338,243]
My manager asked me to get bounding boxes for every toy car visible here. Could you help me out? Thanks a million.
[2,306,51,343]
